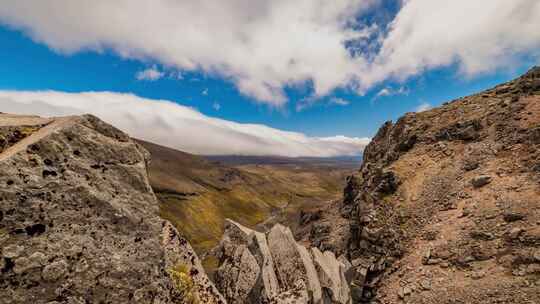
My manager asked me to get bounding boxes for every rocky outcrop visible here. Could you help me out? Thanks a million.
[214,219,351,304]
[162,222,226,304]
[340,67,540,303]
[0,114,223,304]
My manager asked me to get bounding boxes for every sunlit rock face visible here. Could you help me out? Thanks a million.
[214,219,351,304]
[0,113,223,304]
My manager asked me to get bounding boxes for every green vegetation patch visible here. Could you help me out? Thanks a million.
[168,263,199,304]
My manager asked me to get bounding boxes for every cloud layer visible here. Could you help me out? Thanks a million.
[0,91,369,157]
[360,0,540,90]
[0,1,539,106]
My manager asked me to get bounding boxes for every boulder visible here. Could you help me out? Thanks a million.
[0,114,224,304]
[215,220,352,304]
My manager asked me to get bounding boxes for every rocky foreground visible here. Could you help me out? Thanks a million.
[300,67,540,303]
[214,219,351,304]
[0,114,223,303]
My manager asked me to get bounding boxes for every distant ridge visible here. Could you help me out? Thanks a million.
[205,154,362,167]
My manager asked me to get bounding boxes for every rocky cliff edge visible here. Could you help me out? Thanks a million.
[339,67,540,303]
[0,113,224,304]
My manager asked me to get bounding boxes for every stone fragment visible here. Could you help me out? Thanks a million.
[398,286,412,299]
[420,279,432,290]
[508,227,524,239]
[471,175,492,188]
[503,211,525,222]
[471,271,486,280]
[42,260,68,282]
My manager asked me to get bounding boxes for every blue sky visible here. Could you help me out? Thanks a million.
[0,1,538,156]
[0,25,531,137]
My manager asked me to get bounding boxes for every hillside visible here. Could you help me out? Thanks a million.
[137,140,355,255]
[313,66,540,303]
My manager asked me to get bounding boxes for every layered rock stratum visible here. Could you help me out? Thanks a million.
[0,114,223,304]
[214,219,352,304]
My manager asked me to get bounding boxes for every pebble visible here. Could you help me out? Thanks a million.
[508,227,524,239]
[398,286,412,299]
[420,279,432,290]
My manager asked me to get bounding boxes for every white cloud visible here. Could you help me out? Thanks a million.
[0,1,377,106]
[375,88,391,98]
[202,88,209,96]
[135,66,164,81]
[1,1,539,106]
[213,101,221,111]
[359,0,540,90]
[415,102,432,112]
[329,97,350,106]
[373,86,409,100]
[0,91,369,157]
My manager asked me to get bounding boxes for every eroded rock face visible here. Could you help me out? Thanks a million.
[214,220,351,304]
[340,67,540,303]
[0,114,223,304]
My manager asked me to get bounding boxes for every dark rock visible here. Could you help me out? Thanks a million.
[463,159,480,171]
[436,119,482,141]
[471,175,492,188]
[299,209,322,226]
[397,134,418,152]
[503,211,526,222]
[375,170,400,195]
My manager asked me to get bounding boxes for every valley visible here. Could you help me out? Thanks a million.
[138,140,357,254]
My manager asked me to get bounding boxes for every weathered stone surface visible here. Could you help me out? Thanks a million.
[311,247,350,303]
[250,228,280,300]
[267,224,310,293]
[339,67,540,303]
[215,220,351,304]
[296,244,322,303]
[0,114,224,304]
[162,222,225,304]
